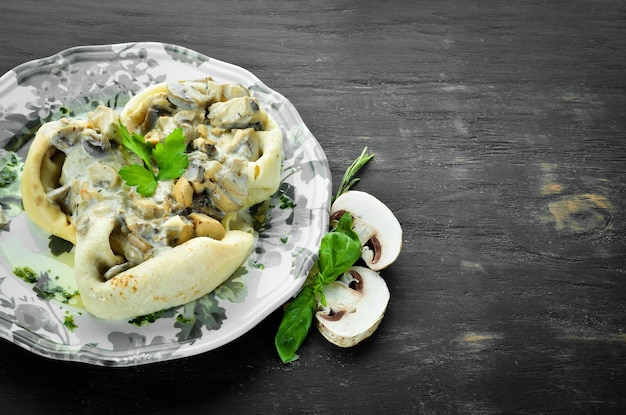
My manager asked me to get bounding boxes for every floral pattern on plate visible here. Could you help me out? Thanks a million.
[0,42,331,366]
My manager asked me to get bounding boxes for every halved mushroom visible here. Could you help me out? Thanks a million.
[315,266,390,347]
[330,190,402,270]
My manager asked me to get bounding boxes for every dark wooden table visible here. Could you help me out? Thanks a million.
[1,0,625,413]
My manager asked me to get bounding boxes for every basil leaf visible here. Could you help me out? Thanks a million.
[334,211,359,240]
[275,285,316,364]
[317,220,361,285]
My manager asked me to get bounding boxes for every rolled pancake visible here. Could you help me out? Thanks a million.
[20,120,80,244]
[75,208,253,320]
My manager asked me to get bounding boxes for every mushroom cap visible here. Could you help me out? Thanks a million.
[315,266,390,348]
[330,190,402,270]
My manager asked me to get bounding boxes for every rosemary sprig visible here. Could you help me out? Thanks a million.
[333,147,374,202]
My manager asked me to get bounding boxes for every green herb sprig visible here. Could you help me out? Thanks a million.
[117,121,189,196]
[274,147,374,363]
[275,213,361,363]
[333,146,374,202]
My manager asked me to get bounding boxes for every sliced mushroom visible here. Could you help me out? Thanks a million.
[189,212,226,240]
[87,105,118,141]
[162,215,194,246]
[315,266,390,347]
[88,164,119,189]
[144,130,162,146]
[191,138,217,156]
[173,110,204,143]
[81,128,111,156]
[330,190,402,271]
[142,95,176,131]
[173,177,194,208]
[132,197,165,219]
[208,97,262,130]
[220,128,260,161]
[167,78,221,110]
[102,262,131,281]
[189,192,225,220]
[205,180,244,213]
[46,183,71,204]
[49,120,84,151]
[221,83,250,100]
[128,232,154,254]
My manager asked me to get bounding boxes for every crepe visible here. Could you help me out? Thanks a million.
[20,78,283,319]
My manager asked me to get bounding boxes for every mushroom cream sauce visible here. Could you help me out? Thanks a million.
[20,78,283,319]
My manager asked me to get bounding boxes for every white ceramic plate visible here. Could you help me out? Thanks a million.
[0,42,331,366]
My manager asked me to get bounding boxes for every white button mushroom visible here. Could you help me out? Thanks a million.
[330,190,402,270]
[315,266,390,347]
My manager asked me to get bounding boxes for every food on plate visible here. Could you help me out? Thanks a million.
[20,78,283,320]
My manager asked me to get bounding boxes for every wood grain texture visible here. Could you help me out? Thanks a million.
[1,0,625,413]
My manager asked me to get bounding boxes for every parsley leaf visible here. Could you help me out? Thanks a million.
[117,121,189,197]
[118,121,152,167]
[119,164,158,196]
[153,128,189,180]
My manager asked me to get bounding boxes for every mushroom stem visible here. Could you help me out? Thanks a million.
[351,218,376,245]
